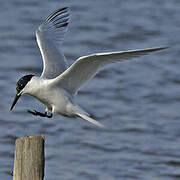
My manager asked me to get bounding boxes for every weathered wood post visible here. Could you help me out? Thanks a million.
[13,136,45,180]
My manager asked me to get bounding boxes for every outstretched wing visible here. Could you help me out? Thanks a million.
[36,7,70,79]
[51,47,168,94]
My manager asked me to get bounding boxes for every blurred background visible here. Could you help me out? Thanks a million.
[1,0,180,179]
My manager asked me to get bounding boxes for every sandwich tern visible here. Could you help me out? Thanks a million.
[10,7,167,127]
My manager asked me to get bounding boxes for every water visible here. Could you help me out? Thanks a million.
[1,0,180,179]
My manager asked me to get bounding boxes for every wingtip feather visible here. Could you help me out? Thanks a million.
[151,46,169,51]
[45,7,70,22]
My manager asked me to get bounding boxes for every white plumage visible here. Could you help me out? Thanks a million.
[10,7,168,127]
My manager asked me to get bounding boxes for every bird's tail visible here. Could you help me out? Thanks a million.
[69,104,104,127]
[77,113,104,128]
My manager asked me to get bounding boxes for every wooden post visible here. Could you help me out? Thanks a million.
[13,136,45,180]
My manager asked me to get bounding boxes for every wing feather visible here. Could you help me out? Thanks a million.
[52,47,168,93]
[36,7,70,79]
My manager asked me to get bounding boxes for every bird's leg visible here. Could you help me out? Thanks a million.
[27,109,47,117]
[45,107,53,118]
[45,111,53,118]
[27,109,53,118]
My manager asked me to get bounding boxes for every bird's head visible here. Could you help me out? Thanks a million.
[10,74,34,111]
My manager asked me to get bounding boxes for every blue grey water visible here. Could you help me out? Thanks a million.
[0,0,180,179]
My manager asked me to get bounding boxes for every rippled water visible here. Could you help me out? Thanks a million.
[1,0,180,179]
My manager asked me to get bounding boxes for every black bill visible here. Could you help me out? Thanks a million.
[10,94,21,111]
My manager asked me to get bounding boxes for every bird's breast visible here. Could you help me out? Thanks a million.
[35,86,72,113]
[26,78,73,115]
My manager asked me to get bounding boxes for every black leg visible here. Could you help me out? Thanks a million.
[46,112,53,118]
[27,109,53,118]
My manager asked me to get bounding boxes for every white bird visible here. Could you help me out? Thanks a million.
[10,7,167,127]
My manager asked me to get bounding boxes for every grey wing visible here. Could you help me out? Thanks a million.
[52,47,168,94]
[36,7,70,79]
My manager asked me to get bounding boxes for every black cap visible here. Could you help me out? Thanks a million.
[16,74,34,94]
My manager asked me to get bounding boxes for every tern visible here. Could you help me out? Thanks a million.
[10,7,167,127]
